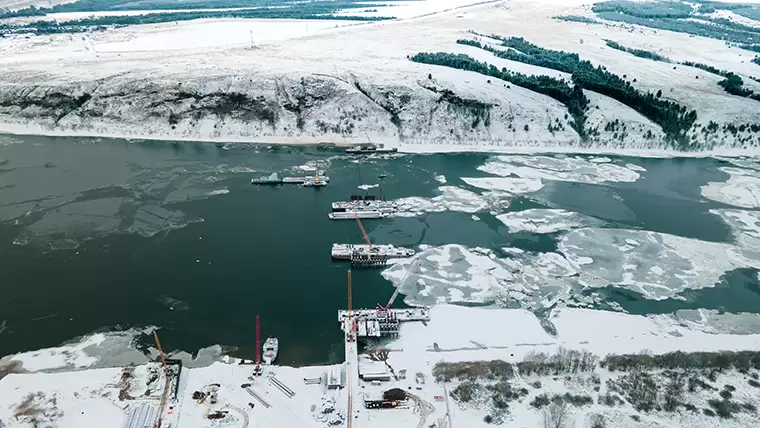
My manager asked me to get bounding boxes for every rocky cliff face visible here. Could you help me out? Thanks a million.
[0,69,587,148]
[0,68,756,152]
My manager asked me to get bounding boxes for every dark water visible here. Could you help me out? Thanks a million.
[1,135,757,364]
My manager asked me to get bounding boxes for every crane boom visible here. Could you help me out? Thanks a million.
[354,213,372,247]
[347,269,355,342]
[153,330,167,371]
[378,257,419,311]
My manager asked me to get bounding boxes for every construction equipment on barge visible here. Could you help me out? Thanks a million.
[347,211,393,267]
[331,244,415,260]
[329,192,398,220]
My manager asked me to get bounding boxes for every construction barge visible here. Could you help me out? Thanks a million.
[332,244,415,268]
[329,194,399,220]
[251,172,329,186]
[338,308,430,338]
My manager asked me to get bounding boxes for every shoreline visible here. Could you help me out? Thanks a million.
[2,127,759,159]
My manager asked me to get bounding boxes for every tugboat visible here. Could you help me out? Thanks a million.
[262,337,278,365]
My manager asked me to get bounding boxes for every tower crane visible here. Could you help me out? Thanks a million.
[376,257,419,315]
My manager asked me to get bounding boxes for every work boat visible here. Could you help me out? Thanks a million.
[345,143,398,154]
[262,337,278,365]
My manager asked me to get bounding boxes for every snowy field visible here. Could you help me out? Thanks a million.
[6,305,760,428]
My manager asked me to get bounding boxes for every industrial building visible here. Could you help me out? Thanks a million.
[358,361,392,382]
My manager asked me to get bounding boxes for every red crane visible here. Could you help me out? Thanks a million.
[254,314,262,376]
[377,257,420,314]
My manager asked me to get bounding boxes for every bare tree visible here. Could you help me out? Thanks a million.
[589,413,605,428]
[542,400,571,428]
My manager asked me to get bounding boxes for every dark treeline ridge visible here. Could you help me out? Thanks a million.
[0,3,391,35]
[0,0,415,18]
[602,40,760,102]
[432,349,760,383]
[593,0,692,19]
[458,35,697,146]
[603,350,760,372]
[604,39,671,62]
[591,1,760,45]
[552,15,599,24]
[718,73,760,101]
[410,51,589,137]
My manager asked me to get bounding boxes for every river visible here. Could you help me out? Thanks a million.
[1,134,759,365]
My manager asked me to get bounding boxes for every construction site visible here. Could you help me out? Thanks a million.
[0,259,451,428]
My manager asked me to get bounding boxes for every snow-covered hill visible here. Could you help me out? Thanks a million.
[0,0,758,153]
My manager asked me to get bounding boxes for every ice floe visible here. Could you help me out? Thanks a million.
[625,163,647,172]
[385,226,760,309]
[478,155,641,184]
[496,209,602,234]
[702,167,760,208]
[207,189,229,196]
[1,329,149,372]
[434,174,447,184]
[383,245,521,306]
[589,156,612,163]
[393,186,492,216]
[461,177,543,194]
[557,228,760,300]
[710,209,760,242]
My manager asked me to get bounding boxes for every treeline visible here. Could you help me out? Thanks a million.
[411,51,588,136]
[603,350,760,372]
[591,1,760,45]
[553,15,599,24]
[458,36,697,145]
[592,0,692,19]
[0,4,391,34]
[518,349,599,376]
[604,39,670,62]
[718,73,760,101]
[602,40,760,102]
[0,0,412,18]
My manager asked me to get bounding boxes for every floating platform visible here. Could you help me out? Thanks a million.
[331,244,415,260]
[332,200,397,213]
[282,175,330,184]
[329,211,387,220]
[252,174,329,186]
[338,308,430,338]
